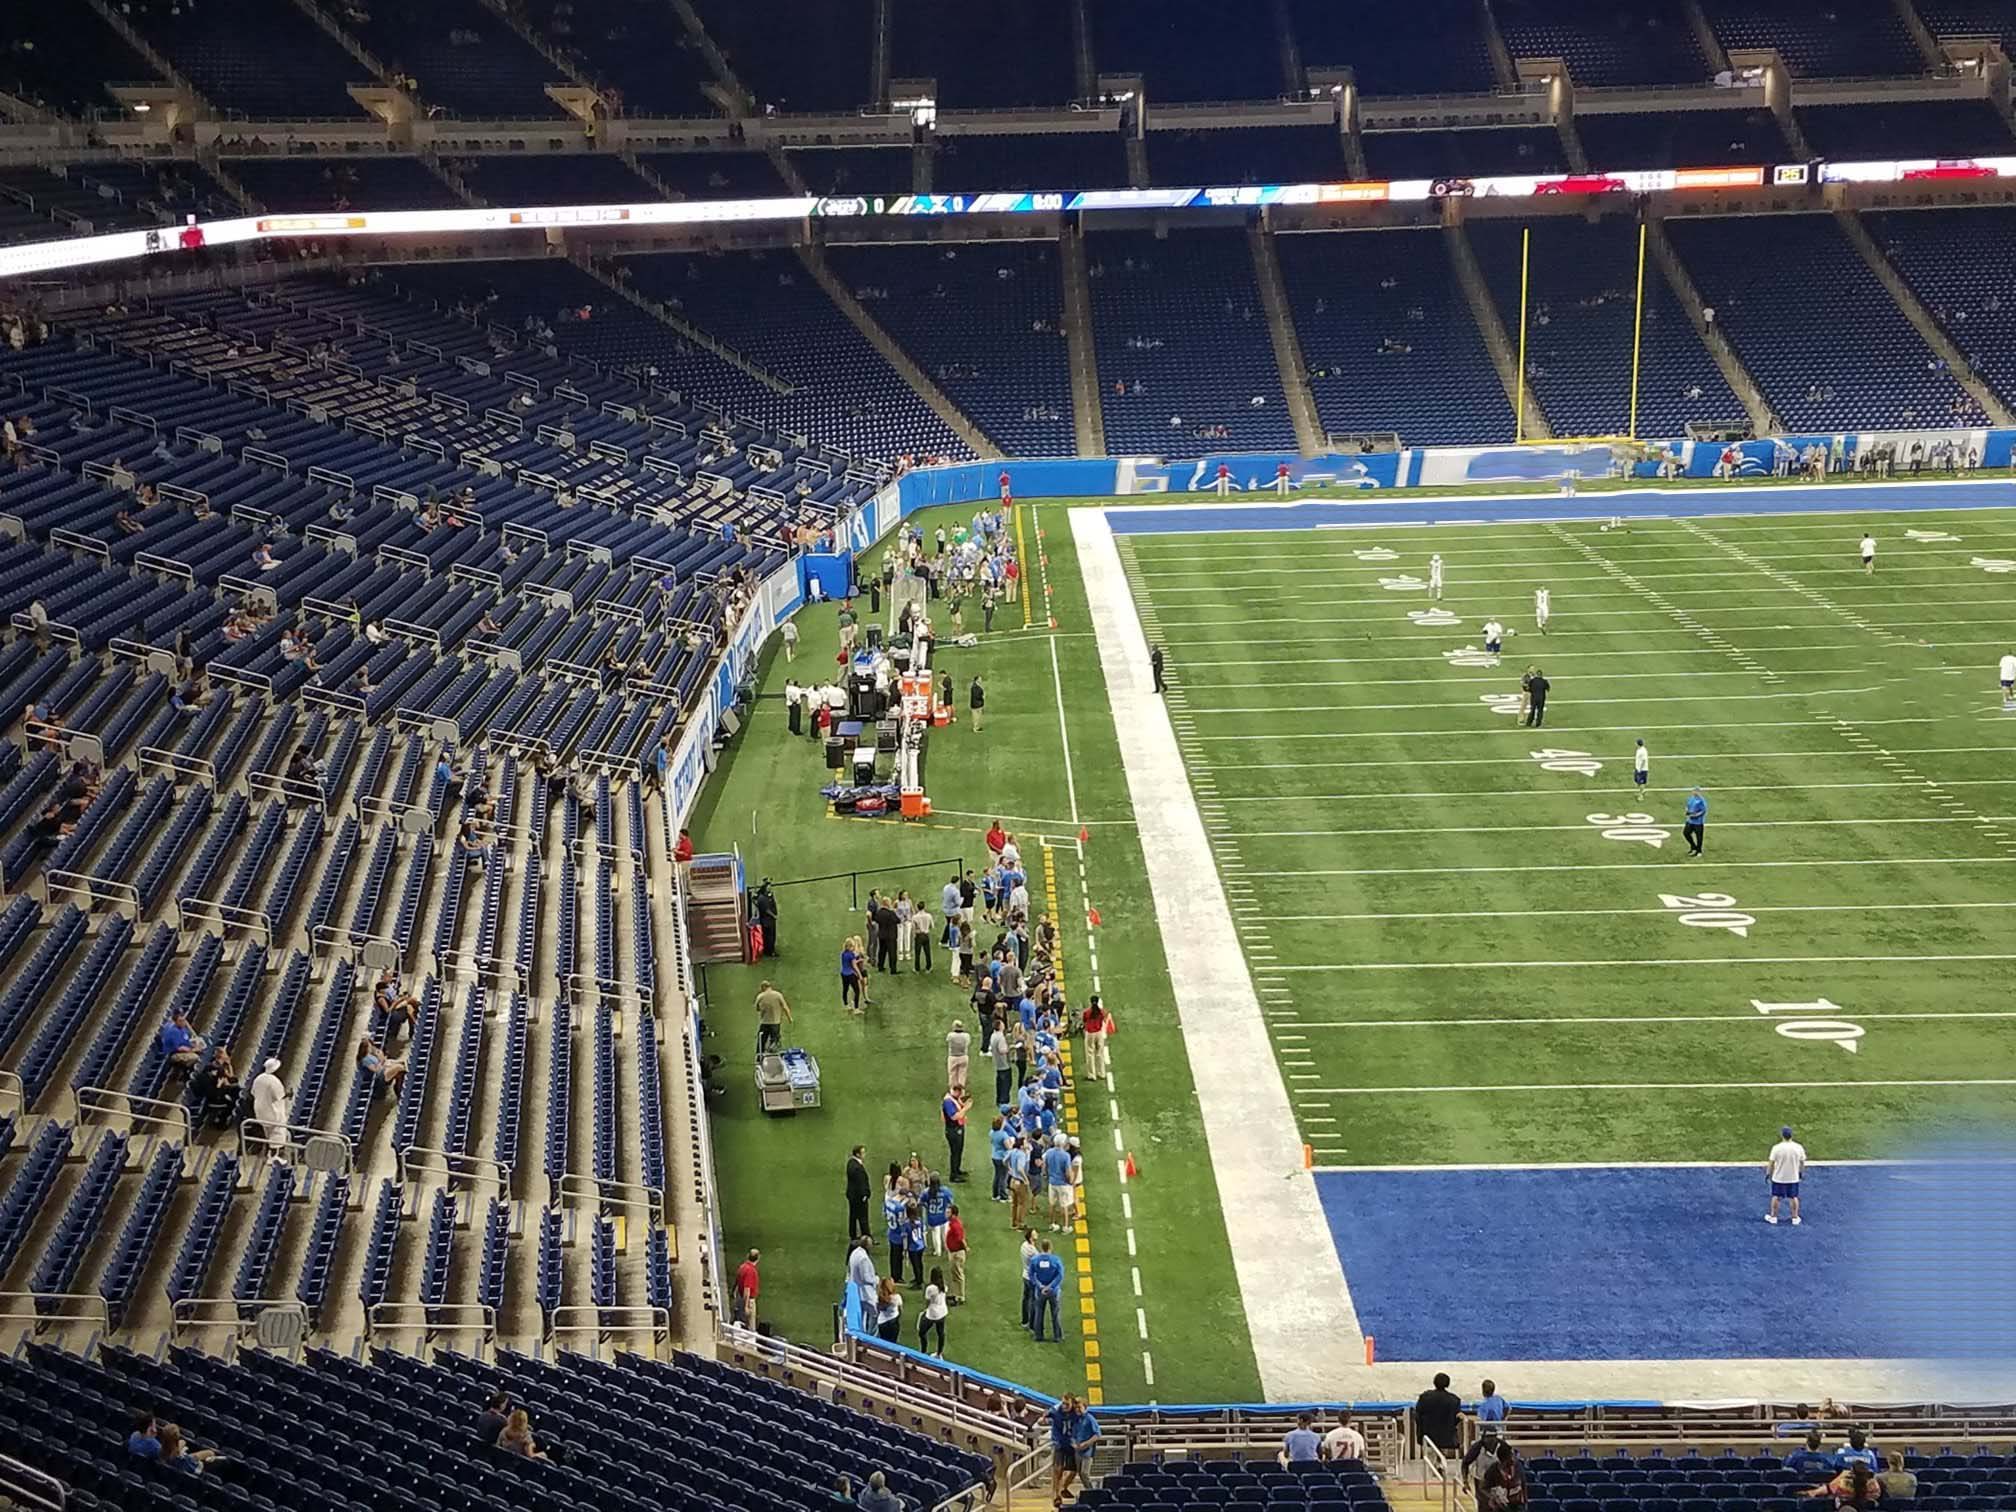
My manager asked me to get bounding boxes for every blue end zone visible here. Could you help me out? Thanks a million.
[1106,479,2016,535]
[1315,1163,2016,1362]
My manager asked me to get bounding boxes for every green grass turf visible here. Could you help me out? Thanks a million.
[1119,504,2016,1169]
[690,504,1264,1406]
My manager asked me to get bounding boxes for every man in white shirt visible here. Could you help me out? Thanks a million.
[1859,534,1876,574]
[1766,1125,1807,1226]
[1634,738,1650,789]
[1998,651,2016,702]
[1428,554,1444,600]
[1534,587,1550,634]
[1323,1412,1367,1461]
[1482,619,1504,655]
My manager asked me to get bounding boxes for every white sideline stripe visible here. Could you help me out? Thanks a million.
[1270,953,2016,972]
[1301,1078,2016,1095]
[1245,857,2015,878]
[1309,1159,1928,1172]
[1077,506,1359,1401]
[1286,1009,2016,1030]
[1267,900,2016,923]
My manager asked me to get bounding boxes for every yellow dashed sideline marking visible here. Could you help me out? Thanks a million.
[1044,840,1100,1404]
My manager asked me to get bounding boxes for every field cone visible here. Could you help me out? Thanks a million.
[1077,825,1090,844]
[1087,906,1102,927]
[1124,1151,1138,1178]
[1048,616,1057,629]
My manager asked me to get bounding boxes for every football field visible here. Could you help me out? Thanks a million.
[1108,492,2016,1381]
[699,482,2016,1408]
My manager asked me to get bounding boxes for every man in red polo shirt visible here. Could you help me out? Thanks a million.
[734,1248,760,1329]
[945,1206,967,1305]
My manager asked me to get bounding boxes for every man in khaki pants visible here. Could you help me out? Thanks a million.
[945,1206,967,1305]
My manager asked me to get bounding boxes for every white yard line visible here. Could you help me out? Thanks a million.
[1213,778,2016,803]
[1219,816,1988,838]
[1191,689,1878,715]
[1183,717,1916,743]
[1079,507,1359,1401]
[1306,1169,1935,1177]
[1286,1008,2016,1030]
[1269,951,2016,972]
[1241,858,2016,883]
[1299,1077,2016,1094]
[1264,899,2016,923]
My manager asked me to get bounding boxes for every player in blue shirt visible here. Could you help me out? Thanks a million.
[923,1177,952,1254]
[903,1201,927,1285]
[1782,1432,1839,1476]
[1006,1139,1031,1227]
[1027,1240,1066,1340]
[883,1182,909,1281]
[1683,787,1707,856]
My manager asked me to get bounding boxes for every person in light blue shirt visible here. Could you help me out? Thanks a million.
[1280,1414,1323,1466]
[1048,1394,1101,1506]
[1043,1138,1075,1231]
[1476,1379,1508,1423]
[988,1117,1011,1202]
[1027,1240,1065,1341]
[1006,1140,1031,1228]
[1683,787,1707,856]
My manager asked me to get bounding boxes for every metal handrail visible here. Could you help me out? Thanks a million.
[0,1450,66,1511]
[397,1144,511,1189]
[235,1120,351,1170]
[69,1085,192,1147]
[367,1301,497,1351]
[43,869,139,917]
[548,1303,669,1349]
[0,1291,111,1334]
[175,896,274,948]
[170,1297,307,1349]
[551,1168,662,1216]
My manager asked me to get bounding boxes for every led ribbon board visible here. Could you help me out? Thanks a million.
[5,154,2008,283]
